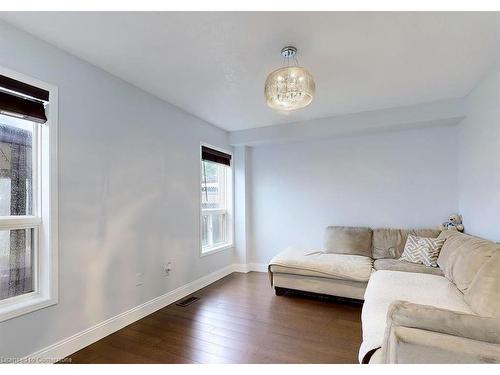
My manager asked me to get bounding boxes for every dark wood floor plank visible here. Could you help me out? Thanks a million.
[64,272,362,364]
[156,307,360,360]
[132,313,327,363]
[168,300,361,340]
[163,296,361,344]
[126,319,271,363]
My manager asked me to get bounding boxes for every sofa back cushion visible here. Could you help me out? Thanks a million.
[437,230,499,293]
[372,228,441,259]
[324,226,372,257]
[465,252,500,317]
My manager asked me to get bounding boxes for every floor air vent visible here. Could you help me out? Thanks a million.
[176,296,199,307]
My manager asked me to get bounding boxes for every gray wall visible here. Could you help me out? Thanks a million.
[248,126,459,263]
[459,65,500,242]
[0,21,234,357]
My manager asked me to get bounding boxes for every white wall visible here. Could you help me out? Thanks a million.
[0,21,234,358]
[233,146,250,265]
[248,126,459,263]
[458,65,500,242]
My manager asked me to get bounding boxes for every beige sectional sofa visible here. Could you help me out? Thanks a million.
[269,226,442,300]
[268,226,500,364]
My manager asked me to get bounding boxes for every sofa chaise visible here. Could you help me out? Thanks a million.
[268,226,500,363]
[268,226,441,300]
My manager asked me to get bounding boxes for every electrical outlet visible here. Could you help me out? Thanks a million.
[164,262,172,276]
[135,272,144,286]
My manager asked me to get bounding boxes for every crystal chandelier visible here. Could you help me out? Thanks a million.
[265,46,315,111]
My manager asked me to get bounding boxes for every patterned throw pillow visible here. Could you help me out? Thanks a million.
[400,235,445,267]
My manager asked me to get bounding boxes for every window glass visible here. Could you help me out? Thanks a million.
[201,160,226,210]
[0,116,34,216]
[211,214,226,245]
[200,155,231,253]
[0,115,36,303]
[0,228,34,300]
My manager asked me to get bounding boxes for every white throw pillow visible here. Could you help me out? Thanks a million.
[400,234,445,267]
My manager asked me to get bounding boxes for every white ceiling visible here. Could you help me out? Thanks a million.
[1,12,499,131]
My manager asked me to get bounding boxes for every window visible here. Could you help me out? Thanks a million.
[0,68,57,322]
[200,145,233,255]
[0,116,36,301]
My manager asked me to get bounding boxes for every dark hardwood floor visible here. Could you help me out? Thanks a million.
[65,272,363,364]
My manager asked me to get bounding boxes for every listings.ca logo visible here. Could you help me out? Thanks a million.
[0,356,72,364]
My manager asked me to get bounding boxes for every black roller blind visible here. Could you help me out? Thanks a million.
[0,75,48,124]
[0,75,49,101]
[201,146,231,166]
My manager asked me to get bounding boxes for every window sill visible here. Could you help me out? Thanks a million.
[200,243,233,257]
[0,293,57,322]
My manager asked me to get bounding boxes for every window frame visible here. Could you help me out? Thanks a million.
[199,142,234,257]
[0,65,58,322]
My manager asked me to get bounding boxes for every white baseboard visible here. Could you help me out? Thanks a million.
[22,264,236,363]
[232,263,267,273]
[232,263,251,273]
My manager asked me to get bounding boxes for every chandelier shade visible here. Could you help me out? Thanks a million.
[264,47,315,111]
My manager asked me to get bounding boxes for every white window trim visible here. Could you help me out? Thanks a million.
[0,65,58,322]
[199,142,234,257]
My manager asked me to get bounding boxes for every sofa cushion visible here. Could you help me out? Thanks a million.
[465,252,500,318]
[372,228,441,259]
[359,270,472,363]
[323,226,372,257]
[437,230,499,293]
[269,247,373,282]
[373,258,443,276]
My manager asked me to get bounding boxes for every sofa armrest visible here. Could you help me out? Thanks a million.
[382,326,500,363]
[379,301,500,363]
